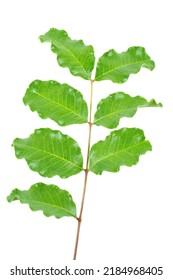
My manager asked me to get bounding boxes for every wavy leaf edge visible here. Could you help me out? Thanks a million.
[7,183,77,219]
[23,79,88,126]
[95,46,155,83]
[12,128,84,179]
[89,127,152,175]
[39,28,95,80]
[94,92,162,129]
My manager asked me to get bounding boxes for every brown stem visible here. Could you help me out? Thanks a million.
[73,79,94,260]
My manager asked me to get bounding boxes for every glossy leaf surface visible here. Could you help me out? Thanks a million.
[7,183,77,219]
[40,28,95,80]
[13,128,83,178]
[89,128,152,174]
[23,80,88,126]
[94,92,162,129]
[95,47,155,83]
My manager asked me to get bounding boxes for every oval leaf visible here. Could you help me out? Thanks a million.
[13,128,83,178]
[89,128,152,175]
[94,92,162,129]
[7,183,77,219]
[95,47,155,83]
[23,80,88,126]
[40,28,95,80]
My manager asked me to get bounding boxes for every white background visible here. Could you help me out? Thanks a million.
[0,0,173,279]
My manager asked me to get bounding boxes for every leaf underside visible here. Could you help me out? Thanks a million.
[23,80,88,126]
[95,46,155,83]
[89,128,152,175]
[40,28,95,80]
[13,128,83,178]
[94,92,162,129]
[7,183,77,219]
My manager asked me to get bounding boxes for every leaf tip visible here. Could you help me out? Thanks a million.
[7,189,19,203]
[143,139,152,154]
[7,195,11,203]
[143,59,155,71]
[148,98,163,108]
[39,34,45,43]
[12,138,18,148]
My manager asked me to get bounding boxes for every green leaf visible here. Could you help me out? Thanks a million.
[95,47,155,83]
[23,80,88,126]
[89,128,152,175]
[94,92,162,129]
[7,183,77,219]
[40,28,95,80]
[13,128,83,178]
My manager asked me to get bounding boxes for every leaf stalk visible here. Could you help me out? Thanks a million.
[73,79,94,260]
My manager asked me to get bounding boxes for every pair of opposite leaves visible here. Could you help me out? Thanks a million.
[7,28,162,219]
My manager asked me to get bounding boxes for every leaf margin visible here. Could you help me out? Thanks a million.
[39,28,95,80]
[12,128,84,179]
[94,92,162,129]
[95,46,155,83]
[89,127,152,175]
[23,79,88,126]
[7,182,77,219]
